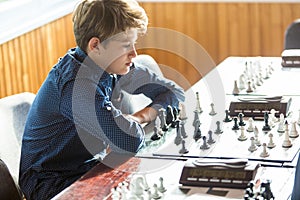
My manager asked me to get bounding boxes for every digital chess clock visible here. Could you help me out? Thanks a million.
[179,159,260,189]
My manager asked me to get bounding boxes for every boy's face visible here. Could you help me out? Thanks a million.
[99,28,138,75]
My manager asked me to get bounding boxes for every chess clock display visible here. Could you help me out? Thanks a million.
[179,159,260,189]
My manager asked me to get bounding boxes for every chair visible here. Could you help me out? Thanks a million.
[284,19,300,49]
[0,159,23,200]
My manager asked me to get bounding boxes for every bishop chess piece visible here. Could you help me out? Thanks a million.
[247,118,254,132]
[282,121,292,148]
[267,133,276,148]
[260,143,269,157]
[179,139,189,154]
[223,110,232,122]
[174,120,182,145]
[209,103,217,116]
[214,121,223,134]
[290,121,299,138]
[207,130,216,144]
[238,126,247,141]
[232,117,239,130]
[232,80,240,95]
[158,108,168,132]
[195,92,203,113]
[200,136,210,150]
[193,120,202,141]
[248,137,257,152]
[262,112,271,132]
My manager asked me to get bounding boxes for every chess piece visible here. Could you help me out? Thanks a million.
[254,126,261,146]
[192,110,200,128]
[267,133,276,148]
[232,117,239,130]
[232,80,240,95]
[277,113,285,133]
[238,126,247,141]
[111,187,120,200]
[151,126,161,141]
[223,110,232,122]
[158,108,168,131]
[142,174,150,191]
[269,109,278,124]
[209,103,217,116]
[179,102,187,121]
[200,136,210,150]
[261,179,274,200]
[195,92,203,113]
[158,177,167,193]
[247,118,254,132]
[238,113,246,126]
[290,121,299,138]
[239,74,246,90]
[174,120,182,145]
[282,121,292,148]
[193,120,202,141]
[166,105,175,126]
[246,81,254,93]
[171,107,179,128]
[260,143,269,157]
[179,140,189,154]
[180,121,188,138]
[248,137,257,152]
[214,121,223,134]
[151,184,161,199]
[130,176,145,198]
[262,112,271,132]
[207,130,216,144]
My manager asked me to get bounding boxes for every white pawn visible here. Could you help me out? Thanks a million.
[151,184,161,199]
[233,80,240,95]
[158,177,167,193]
[267,133,276,148]
[282,121,292,148]
[248,137,257,152]
[254,126,261,146]
[179,102,187,120]
[290,121,299,138]
[247,118,254,132]
[209,103,217,116]
[238,126,247,141]
[260,143,269,157]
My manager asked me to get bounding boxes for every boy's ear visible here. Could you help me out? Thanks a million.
[88,37,101,52]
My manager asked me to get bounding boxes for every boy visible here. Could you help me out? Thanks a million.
[19,0,185,199]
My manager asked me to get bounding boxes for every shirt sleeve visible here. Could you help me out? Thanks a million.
[59,78,145,156]
[115,64,185,112]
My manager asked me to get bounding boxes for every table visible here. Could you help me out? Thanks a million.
[53,57,300,200]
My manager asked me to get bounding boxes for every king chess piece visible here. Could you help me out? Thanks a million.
[262,112,271,132]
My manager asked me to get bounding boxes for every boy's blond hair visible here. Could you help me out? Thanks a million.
[73,0,148,51]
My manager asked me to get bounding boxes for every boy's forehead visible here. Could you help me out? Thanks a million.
[111,29,138,42]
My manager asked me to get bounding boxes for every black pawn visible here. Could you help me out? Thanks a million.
[151,126,161,141]
[193,120,202,141]
[262,112,271,132]
[179,140,189,154]
[223,110,232,122]
[207,130,216,144]
[238,113,246,126]
[232,117,239,130]
[214,121,223,134]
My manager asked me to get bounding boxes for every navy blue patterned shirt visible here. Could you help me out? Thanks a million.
[19,47,185,199]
